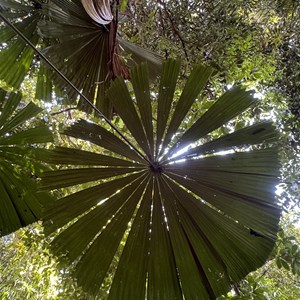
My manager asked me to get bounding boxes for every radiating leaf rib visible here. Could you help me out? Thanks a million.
[50,174,147,262]
[167,86,257,158]
[130,63,154,154]
[163,175,276,286]
[169,121,277,161]
[1,171,37,221]
[0,88,53,236]
[108,77,151,159]
[162,176,231,298]
[108,179,153,300]
[35,62,56,102]
[166,148,281,236]
[37,58,281,298]
[38,20,97,38]
[166,164,278,222]
[64,119,145,163]
[74,177,149,295]
[155,59,181,157]
[0,17,33,43]
[42,167,142,189]
[49,0,91,22]
[167,171,281,240]
[194,202,276,282]
[3,157,48,213]
[0,1,55,100]
[0,147,50,176]
[47,147,143,166]
[0,145,50,160]
[38,0,112,114]
[167,166,277,203]
[44,172,146,233]
[161,65,213,156]
[0,162,42,236]
[147,179,183,300]
[158,176,211,300]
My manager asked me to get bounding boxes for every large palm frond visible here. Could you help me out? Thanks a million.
[0,88,53,236]
[42,60,281,299]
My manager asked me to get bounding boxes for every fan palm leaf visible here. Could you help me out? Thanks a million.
[0,0,162,116]
[0,88,53,236]
[38,0,161,116]
[42,59,281,299]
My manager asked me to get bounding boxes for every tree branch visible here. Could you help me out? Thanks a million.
[50,107,77,116]
[158,0,189,61]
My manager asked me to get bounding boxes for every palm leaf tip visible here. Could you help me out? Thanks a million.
[42,59,281,299]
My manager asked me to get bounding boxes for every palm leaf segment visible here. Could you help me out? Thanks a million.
[0,0,41,88]
[42,60,281,299]
[0,88,53,236]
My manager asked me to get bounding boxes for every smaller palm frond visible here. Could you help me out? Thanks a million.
[37,0,117,115]
[38,0,161,116]
[0,88,53,236]
[42,60,281,299]
[0,0,162,116]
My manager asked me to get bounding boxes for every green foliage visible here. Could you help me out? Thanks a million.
[0,223,91,300]
[275,216,300,276]
[121,0,300,150]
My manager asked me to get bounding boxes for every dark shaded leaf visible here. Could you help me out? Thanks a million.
[130,62,154,153]
[108,77,151,158]
[107,179,153,300]
[63,119,145,163]
[155,59,181,157]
